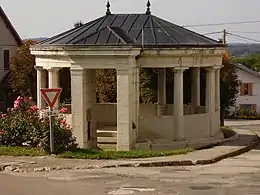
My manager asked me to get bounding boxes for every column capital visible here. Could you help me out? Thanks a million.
[205,65,223,72]
[44,67,61,72]
[205,67,217,72]
[173,67,189,73]
[214,65,224,69]
[116,68,132,75]
[34,66,44,71]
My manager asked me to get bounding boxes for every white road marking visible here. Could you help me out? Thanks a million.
[108,187,156,194]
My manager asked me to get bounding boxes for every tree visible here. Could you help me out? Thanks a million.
[139,68,157,103]
[10,40,37,99]
[96,68,157,103]
[10,40,71,103]
[96,69,117,103]
[220,53,240,125]
[231,53,260,71]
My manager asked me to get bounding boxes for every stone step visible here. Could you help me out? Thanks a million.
[97,125,117,131]
[97,130,117,137]
[97,137,117,144]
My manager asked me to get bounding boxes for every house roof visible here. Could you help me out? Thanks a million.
[0,6,22,46]
[39,13,224,48]
[235,63,260,78]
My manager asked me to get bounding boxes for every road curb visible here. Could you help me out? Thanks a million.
[112,130,260,168]
[196,136,259,165]
[2,129,259,173]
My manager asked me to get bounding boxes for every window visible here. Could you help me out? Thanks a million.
[243,84,249,95]
[244,104,252,111]
[240,83,253,96]
[3,50,10,70]
[240,104,256,112]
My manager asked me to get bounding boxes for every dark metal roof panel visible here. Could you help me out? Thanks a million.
[154,16,220,44]
[39,13,224,48]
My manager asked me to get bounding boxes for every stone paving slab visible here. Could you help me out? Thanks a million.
[0,128,258,173]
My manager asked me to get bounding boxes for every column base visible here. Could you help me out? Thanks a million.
[85,140,98,149]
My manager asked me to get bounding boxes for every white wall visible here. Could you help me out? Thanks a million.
[236,69,260,112]
[94,104,206,127]
[65,104,218,141]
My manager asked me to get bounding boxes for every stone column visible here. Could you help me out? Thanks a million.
[205,67,216,137]
[157,68,167,116]
[133,67,140,141]
[47,67,60,109]
[173,67,187,141]
[191,67,200,113]
[35,66,47,109]
[89,69,97,148]
[215,67,221,111]
[70,68,96,149]
[116,67,138,151]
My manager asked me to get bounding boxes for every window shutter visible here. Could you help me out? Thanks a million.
[240,104,244,111]
[240,84,244,96]
[248,83,253,96]
[3,50,10,70]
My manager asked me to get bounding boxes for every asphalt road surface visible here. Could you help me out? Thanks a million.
[1,123,260,195]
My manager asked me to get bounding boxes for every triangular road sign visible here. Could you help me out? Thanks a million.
[40,88,62,109]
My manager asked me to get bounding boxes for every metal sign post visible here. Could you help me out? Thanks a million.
[40,88,62,154]
[49,107,55,154]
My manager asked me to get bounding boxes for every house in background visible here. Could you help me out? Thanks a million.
[0,6,22,111]
[234,63,260,113]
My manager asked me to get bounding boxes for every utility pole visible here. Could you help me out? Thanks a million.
[222,29,227,44]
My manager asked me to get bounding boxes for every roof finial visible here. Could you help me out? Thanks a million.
[106,1,111,15]
[146,0,151,15]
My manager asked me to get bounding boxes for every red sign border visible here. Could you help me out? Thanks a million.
[40,88,62,109]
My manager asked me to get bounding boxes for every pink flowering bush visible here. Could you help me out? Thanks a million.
[0,96,77,153]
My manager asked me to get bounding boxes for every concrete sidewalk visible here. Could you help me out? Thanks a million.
[0,128,258,173]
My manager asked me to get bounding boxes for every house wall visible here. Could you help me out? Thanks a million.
[0,12,19,111]
[0,14,18,70]
[236,69,260,112]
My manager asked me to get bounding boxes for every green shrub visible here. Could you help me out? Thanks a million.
[39,115,77,153]
[0,96,77,154]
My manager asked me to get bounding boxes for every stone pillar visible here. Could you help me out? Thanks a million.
[133,67,140,141]
[35,66,47,109]
[157,68,167,116]
[70,68,96,149]
[89,69,97,148]
[215,67,221,111]
[47,68,60,109]
[116,67,138,151]
[205,67,216,137]
[191,67,200,113]
[173,67,187,141]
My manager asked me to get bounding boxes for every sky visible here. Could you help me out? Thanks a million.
[2,0,260,43]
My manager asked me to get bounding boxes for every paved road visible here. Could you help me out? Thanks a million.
[1,122,260,195]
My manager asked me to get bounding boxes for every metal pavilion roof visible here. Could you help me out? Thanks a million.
[39,2,224,48]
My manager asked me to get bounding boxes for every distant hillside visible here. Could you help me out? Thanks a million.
[24,37,48,42]
[228,43,260,56]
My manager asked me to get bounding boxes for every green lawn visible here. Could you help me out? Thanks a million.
[57,148,193,160]
[0,146,47,156]
[0,146,192,159]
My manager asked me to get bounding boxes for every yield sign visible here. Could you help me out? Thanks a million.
[40,88,62,109]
